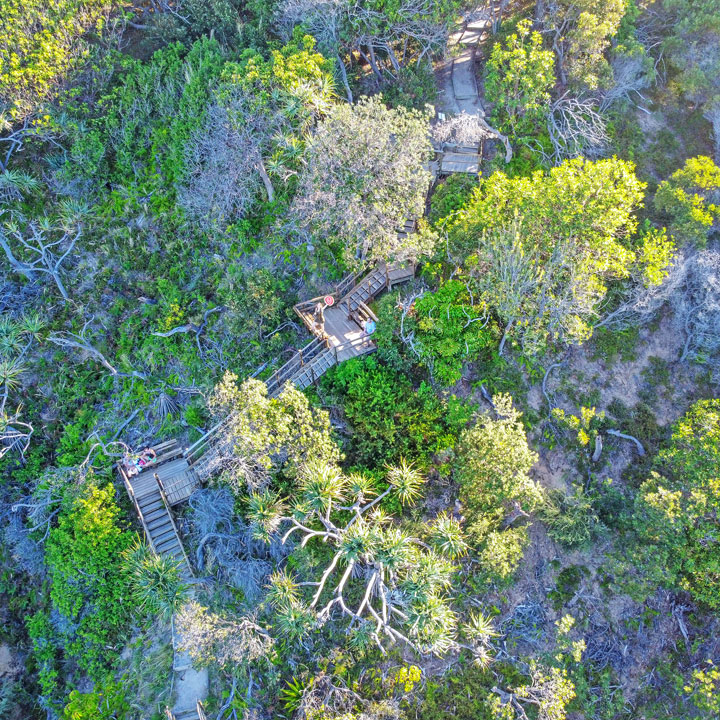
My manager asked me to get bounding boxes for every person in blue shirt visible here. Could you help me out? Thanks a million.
[363,317,376,345]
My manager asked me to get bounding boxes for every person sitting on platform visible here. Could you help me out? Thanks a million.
[124,447,157,476]
[363,317,376,345]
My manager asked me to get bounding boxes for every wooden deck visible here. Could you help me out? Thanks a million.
[127,457,199,506]
[270,261,415,396]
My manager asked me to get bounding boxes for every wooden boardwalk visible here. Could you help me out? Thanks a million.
[117,440,195,577]
[118,262,417,720]
[266,260,415,396]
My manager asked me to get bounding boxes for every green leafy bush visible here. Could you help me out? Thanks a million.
[408,279,499,386]
[26,611,60,710]
[45,483,134,679]
[633,399,720,608]
[456,394,542,584]
[654,155,720,247]
[61,677,129,720]
[540,488,600,548]
[0,0,110,118]
[485,19,555,138]
[322,356,472,468]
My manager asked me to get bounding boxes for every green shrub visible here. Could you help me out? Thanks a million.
[0,0,110,119]
[428,174,480,227]
[45,483,134,679]
[654,156,720,247]
[380,61,438,110]
[321,356,472,468]
[633,399,720,608]
[26,611,60,710]
[540,488,600,548]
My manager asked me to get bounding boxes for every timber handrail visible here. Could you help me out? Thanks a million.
[154,472,194,577]
[185,415,233,466]
[119,464,155,551]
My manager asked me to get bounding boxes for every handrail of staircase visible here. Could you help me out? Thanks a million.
[118,463,155,551]
[154,472,194,577]
[266,336,325,392]
[184,415,233,466]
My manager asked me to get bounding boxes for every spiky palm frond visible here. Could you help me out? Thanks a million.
[19,311,44,337]
[0,318,22,358]
[0,169,40,202]
[347,620,375,651]
[375,526,414,570]
[266,569,300,609]
[464,611,499,644]
[0,359,25,392]
[300,458,346,513]
[123,540,189,621]
[246,489,285,541]
[347,471,376,503]
[407,593,457,655]
[386,458,424,506]
[430,512,469,559]
[274,602,314,641]
[340,519,375,562]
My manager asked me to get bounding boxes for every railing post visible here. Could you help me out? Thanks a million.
[334,344,338,362]
[299,348,304,366]
[385,263,390,289]
[311,365,316,385]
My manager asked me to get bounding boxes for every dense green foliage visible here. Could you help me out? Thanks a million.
[0,0,110,118]
[322,356,472,468]
[45,483,134,679]
[1,1,719,718]
[634,399,720,608]
[456,395,542,583]
[654,156,720,246]
[453,157,649,351]
[485,19,555,138]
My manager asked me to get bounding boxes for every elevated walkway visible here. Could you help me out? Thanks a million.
[118,260,416,719]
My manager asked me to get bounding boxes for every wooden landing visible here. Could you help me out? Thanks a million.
[323,306,368,357]
[440,151,479,174]
[128,457,199,506]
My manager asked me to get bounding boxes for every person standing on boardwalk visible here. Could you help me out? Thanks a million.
[313,302,326,334]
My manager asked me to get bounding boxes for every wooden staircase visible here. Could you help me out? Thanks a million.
[139,488,190,571]
[270,260,415,396]
[118,445,194,578]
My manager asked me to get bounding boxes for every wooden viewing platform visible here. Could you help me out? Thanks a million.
[266,260,415,396]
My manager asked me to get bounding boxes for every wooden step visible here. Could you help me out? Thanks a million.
[173,707,200,720]
[138,494,163,511]
[156,537,181,554]
[151,526,177,544]
[145,508,168,525]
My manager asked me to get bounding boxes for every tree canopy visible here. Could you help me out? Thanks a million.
[292,94,434,266]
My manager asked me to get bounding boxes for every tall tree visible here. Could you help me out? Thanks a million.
[485,19,555,138]
[538,0,626,90]
[452,157,648,352]
[248,459,467,654]
[292,94,434,266]
[633,399,720,609]
[661,0,720,162]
